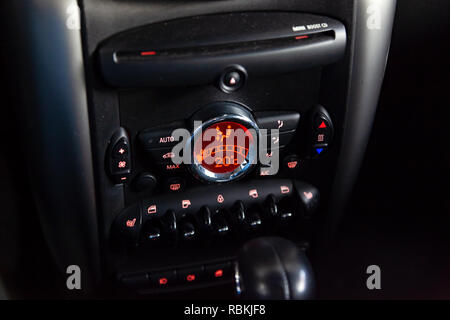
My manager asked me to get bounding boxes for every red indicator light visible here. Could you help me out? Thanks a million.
[280,185,290,194]
[249,189,259,199]
[186,274,196,282]
[182,199,191,209]
[318,121,327,128]
[214,269,223,278]
[159,278,168,285]
[170,183,181,191]
[287,161,298,169]
[303,191,313,200]
[125,218,136,228]
[295,35,309,40]
[140,51,156,56]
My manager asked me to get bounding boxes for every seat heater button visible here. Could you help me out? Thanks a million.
[219,66,246,93]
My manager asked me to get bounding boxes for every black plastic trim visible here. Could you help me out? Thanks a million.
[98,12,346,87]
[328,0,397,235]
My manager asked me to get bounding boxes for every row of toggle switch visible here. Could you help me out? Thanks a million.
[113,179,319,247]
[140,195,295,247]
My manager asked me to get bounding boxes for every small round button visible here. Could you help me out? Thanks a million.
[219,66,247,93]
[223,71,241,87]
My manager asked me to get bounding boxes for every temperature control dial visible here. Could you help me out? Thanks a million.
[189,102,259,183]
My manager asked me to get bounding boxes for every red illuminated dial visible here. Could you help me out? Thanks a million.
[193,121,254,175]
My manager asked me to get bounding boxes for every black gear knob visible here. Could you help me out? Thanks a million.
[235,237,315,300]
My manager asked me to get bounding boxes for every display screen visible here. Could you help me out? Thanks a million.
[193,121,254,174]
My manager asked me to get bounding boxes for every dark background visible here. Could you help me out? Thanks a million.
[315,0,450,299]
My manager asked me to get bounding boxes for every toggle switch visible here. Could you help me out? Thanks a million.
[180,220,197,241]
[212,210,230,237]
[161,210,177,246]
[265,194,279,219]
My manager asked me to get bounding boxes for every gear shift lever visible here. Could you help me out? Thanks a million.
[235,237,315,300]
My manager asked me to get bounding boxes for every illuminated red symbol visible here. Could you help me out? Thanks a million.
[147,205,157,214]
[277,120,284,129]
[159,136,175,144]
[141,51,156,56]
[159,278,168,285]
[214,269,224,278]
[126,218,136,228]
[318,121,327,129]
[281,186,290,194]
[118,148,125,154]
[162,152,175,159]
[287,161,298,169]
[182,200,191,209]
[317,134,324,142]
[120,177,127,181]
[249,189,259,199]
[170,183,180,191]
[295,35,309,40]
[229,77,236,85]
[303,191,313,200]
[166,164,180,170]
[118,161,127,168]
[217,194,225,203]
[186,274,196,282]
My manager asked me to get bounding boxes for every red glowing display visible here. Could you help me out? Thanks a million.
[194,121,254,174]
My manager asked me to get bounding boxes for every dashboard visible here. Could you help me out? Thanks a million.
[9,0,450,300]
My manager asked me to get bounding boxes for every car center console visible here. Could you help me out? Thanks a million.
[8,0,397,295]
[103,11,343,293]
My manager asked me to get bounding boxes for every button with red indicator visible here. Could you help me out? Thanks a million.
[165,177,185,193]
[310,107,334,158]
[149,270,176,287]
[219,67,247,93]
[177,266,203,284]
[205,262,232,280]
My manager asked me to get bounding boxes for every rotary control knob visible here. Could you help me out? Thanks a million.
[188,102,259,183]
